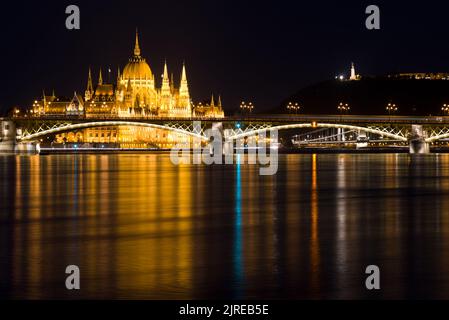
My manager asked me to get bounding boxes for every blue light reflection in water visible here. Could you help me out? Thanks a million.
[233,154,243,298]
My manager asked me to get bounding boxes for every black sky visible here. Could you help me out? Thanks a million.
[1,0,449,114]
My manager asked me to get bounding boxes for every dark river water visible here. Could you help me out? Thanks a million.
[1,153,449,299]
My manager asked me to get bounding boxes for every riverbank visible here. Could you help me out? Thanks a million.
[35,146,449,155]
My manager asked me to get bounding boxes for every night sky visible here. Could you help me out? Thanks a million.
[1,0,449,114]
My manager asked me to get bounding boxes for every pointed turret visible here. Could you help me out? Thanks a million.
[178,62,191,111]
[84,68,94,101]
[87,68,93,92]
[98,68,103,85]
[117,66,121,84]
[181,62,187,82]
[161,60,170,93]
[218,95,222,108]
[170,73,175,92]
[210,94,215,107]
[159,60,172,113]
[134,28,141,57]
[163,60,169,79]
[179,62,189,98]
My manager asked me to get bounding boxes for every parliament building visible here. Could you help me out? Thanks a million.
[30,31,224,148]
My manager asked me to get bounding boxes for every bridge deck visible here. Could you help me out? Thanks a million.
[6,114,449,125]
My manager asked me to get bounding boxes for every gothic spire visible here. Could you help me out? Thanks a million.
[161,60,170,93]
[163,60,169,80]
[181,62,187,82]
[170,72,174,91]
[117,66,121,84]
[98,68,103,85]
[134,28,141,57]
[179,62,189,98]
[87,68,93,92]
[179,62,190,107]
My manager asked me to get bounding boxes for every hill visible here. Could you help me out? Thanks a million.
[273,76,449,116]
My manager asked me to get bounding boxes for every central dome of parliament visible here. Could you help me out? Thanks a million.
[122,32,153,80]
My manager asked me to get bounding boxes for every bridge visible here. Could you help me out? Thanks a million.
[2,114,449,153]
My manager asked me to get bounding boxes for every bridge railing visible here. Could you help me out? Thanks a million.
[9,114,449,124]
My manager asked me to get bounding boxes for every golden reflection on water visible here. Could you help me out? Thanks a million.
[4,153,449,299]
[335,154,348,298]
[310,154,320,296]
[6,155,198,298]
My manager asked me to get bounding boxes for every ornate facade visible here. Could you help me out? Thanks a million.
[32,31,224,119]
[28,31,224,148]
[193,95,224,118]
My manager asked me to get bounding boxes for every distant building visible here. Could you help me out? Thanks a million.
[193,95,224,118]
[388,73,449,80]
[281,68,449,116]
[350,62,360,81]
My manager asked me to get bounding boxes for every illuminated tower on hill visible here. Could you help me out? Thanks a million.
[350,62,357,80]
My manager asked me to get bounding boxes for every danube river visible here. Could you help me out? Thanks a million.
[1,153,449,299]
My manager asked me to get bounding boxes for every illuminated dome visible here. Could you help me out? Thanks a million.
[123,58,152,79]
[122,30,153,80]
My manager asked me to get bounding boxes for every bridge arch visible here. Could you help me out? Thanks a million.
[228,123,408,141]
[426,133,449,143]
[19,121,208,142]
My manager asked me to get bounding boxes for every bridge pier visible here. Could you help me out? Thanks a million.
[356,130,368,149]
[223,129,234,155]
[0,120,40,153]
[409,140,430,154]
[0,120,17,152]
[338,128,345,142]
[409,125,430,154]
[15,141,41,153]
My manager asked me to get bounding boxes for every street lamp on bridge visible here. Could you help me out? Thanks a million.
[337,102,350,116]
[240,101,254,114]
[287,102,301,114]
[442,104,449,116]
[386,103,398,122]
